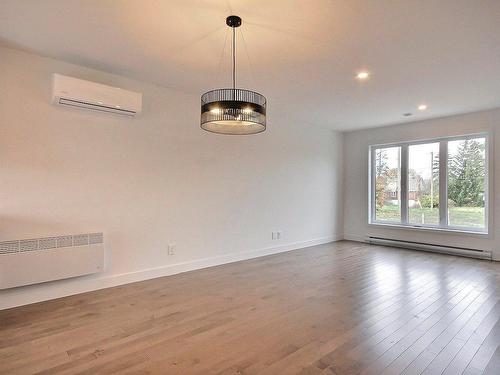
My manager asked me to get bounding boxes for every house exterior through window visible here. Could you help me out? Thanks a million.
[369,134,488,233]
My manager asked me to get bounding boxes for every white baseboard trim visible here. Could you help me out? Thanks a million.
[0,235,342,310]
[343,234,367,243]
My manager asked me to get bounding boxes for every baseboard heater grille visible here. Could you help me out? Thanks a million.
[0,233,104,289]
[367,237,492,260]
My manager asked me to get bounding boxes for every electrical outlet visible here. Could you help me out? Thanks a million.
[271,231,282,240]
[167,244,176,256]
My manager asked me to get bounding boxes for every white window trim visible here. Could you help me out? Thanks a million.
[368,133,489,234]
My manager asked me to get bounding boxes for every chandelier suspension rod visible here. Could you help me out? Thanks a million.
[232,25,236,91]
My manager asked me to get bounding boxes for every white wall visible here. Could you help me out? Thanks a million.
[343,109,499,260]
[0,46,344,309]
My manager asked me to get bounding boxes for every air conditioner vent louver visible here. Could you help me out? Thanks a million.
[52,74,142,116]
[58,98,137,116]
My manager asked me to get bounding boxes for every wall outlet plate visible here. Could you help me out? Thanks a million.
[167,244,176,255]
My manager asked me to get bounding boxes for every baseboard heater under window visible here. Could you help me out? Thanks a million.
[367,237,492,260]
[0,233,104,290]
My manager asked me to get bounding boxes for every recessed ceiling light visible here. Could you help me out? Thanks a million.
[418,104,428,111]
[356,71,370,80]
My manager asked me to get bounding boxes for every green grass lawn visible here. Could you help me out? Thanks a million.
[376,205,485,228]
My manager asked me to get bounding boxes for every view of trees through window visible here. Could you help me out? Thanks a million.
[374,146,401,222]
[371,135,487,231]
[408,143,439,225]
[447,137,486,228]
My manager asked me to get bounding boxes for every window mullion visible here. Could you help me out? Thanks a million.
[400,144,408,224]
[369,147,376,223]
[439,140,448,228]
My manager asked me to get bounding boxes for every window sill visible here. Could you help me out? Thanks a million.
[368,222,489,236]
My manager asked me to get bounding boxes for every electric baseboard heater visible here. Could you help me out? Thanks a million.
[367,236,492,260]
[0,233,104,289]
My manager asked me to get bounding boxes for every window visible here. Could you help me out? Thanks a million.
[447,137,486,229]
[408,142,439,226]
[369,134,488,233]
[374,146,401,222]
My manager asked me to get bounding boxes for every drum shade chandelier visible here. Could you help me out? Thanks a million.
[201,15,267,135]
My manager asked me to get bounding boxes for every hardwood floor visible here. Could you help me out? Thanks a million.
[1,241,499,375]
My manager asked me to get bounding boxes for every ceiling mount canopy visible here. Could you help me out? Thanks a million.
[225,15,242,28]
[200,15,267,135]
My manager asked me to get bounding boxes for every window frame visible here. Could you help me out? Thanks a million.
[369,133,489,234]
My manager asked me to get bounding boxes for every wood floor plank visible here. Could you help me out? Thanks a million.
[463,319,500,373]
[0,241,499,375]
[483,345,500,375]
[309,266,487,374]
[441,301,500,375]
[395,298,499,375]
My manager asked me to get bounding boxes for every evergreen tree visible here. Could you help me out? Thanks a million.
[447,140,485,206]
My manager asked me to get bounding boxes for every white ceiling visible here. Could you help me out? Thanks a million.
[1,0,500,131]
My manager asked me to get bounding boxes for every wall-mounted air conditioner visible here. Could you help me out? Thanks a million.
[52,73,142,116]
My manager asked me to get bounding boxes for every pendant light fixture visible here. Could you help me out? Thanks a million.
[201,15,267,135]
